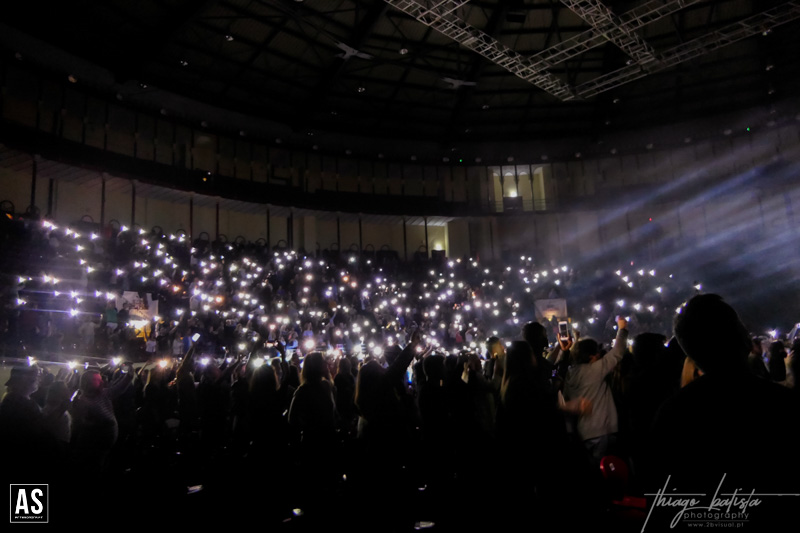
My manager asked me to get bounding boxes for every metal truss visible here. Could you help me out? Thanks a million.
[532,0,705,68]
[559,0,659,67]
[576,1,800,97]
[384,0,576,99]
[384,0,800,100]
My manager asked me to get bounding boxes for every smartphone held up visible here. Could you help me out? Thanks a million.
[558,320,570,341]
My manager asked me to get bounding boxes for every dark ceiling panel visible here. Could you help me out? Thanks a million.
[0,0,797,145]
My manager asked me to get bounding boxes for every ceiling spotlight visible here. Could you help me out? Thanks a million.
[575,152,582,158]
[610,148,617,154]
[613,98,621,104]
[482,104,490,110]
[67,74,78,83]
[399,48,409,55]
[442,157,450,162]
[312,144,319,150]
[723,129,732,135]
[139,82,148,89]
[180,60,189,67]
[765,64,774,71]
[225,35,234,41]
[357,86,366,93]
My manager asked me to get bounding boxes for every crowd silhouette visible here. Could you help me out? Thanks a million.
[1,214,798,531]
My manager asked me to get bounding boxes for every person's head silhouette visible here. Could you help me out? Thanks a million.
[674,294,751,375]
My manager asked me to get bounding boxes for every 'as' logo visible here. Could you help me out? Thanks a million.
[9,485,48,523]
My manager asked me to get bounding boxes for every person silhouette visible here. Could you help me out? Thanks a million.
[648,294,799,529]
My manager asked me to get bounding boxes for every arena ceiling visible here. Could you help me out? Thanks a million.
[3,0,800,145]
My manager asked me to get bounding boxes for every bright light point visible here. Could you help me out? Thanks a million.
[649,270,656,276]
[252,358,264,368]
[616,300,625,307]
[633,304,641,311]
[593,304,602,311]
[159,360,168,368]
[768,329,778,338]
[694,284,702,291]
[68,361,77,369]
[70,308,79,316]
[615,270,622,276]
[647,306,655,312]
[656,287,663,293]
[373,346,383,356]
[561,266,567,272]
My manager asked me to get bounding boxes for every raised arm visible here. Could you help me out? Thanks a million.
[549,337,574,365]
[385,329,424,385]
[176,342,197,379]
[108,364,134,400]
[594,317,629,376]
